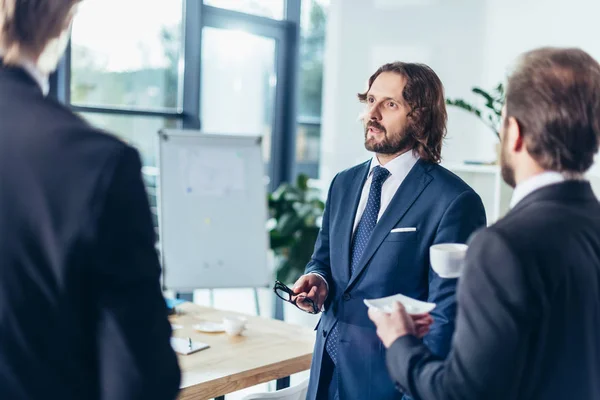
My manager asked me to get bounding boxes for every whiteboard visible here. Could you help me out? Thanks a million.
[158,130,270,290]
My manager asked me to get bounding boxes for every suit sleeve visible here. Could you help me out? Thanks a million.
[386,228,533,400]
[304,173,339,288]
[424,190,486,358]
[93,146,181,400]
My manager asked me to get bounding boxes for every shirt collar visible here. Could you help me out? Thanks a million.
[0,50,49,96]
[509,171,567,208]
[368,151,419,177]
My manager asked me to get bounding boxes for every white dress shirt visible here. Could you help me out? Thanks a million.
[0,50,49,95]
[509,171,567,208]
[352,151,420,233]
[306,151,419,298]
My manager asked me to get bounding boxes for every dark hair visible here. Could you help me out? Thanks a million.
[357,62,447,164]
[505,47,600,173]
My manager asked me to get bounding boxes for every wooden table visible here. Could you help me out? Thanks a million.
[170,302,316,400]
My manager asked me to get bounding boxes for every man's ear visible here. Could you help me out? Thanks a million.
[506,116,524,153]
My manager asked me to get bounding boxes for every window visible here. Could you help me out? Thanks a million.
[68,0,185,237]
[71,0,183,110]
[296,0,329,179]
[55,0,319,236]
[201,27,277,163]
[203,0,285,20]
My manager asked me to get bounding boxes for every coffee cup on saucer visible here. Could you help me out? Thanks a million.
[223,316,247,336]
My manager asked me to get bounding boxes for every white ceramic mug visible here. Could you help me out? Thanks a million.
[223,316,247,336]
[429,243,468,278]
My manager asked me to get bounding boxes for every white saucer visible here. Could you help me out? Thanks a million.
[364,293,436,315]
[193,321,225,333]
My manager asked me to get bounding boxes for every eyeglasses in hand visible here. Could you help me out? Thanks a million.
[273,280,320,314]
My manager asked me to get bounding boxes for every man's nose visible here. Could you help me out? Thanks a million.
[367,103,382,121]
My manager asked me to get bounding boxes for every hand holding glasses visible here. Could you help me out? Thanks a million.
[273,280,320,314]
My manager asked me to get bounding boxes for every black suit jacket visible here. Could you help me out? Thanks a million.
[386,180,600,400]
[0,65,180,399]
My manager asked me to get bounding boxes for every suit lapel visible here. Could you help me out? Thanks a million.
[339,161,371,285]
[346,159,433,290]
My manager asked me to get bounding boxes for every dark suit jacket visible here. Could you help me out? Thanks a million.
[0,65,181,399]
[386,180,600,400]
[305,159,486,400]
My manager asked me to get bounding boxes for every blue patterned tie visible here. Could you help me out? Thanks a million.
[325,166,390,365]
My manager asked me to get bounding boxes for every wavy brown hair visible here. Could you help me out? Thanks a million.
[358,62,447,164]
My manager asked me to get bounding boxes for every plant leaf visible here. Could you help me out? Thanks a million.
[472,87,495,108]
[296,173,309,191]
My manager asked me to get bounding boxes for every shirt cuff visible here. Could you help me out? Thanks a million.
[305,272,329,311]
[306,272,329,291]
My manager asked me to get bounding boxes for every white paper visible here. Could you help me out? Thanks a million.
[179,148,246,196]
[364,293,436,315]
[170,337,210,355]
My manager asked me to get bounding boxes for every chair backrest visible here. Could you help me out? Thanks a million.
[240,378,309,400]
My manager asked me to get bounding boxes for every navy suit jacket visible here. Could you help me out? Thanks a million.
[305,158,486,400]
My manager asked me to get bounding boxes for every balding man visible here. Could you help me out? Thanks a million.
[0,1,180,399]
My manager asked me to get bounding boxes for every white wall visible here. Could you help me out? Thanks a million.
[320,0,600,185]
[481,0,600,181]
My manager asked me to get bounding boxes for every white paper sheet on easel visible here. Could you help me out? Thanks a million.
[170,337,210,355]
[179,148,245,197]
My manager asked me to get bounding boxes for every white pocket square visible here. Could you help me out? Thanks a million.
[390,227,417,233]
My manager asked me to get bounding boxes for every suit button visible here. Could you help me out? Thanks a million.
[323,330,327,338]
[343,293,351,301]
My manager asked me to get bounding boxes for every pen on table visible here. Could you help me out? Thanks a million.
[188,337,192,350]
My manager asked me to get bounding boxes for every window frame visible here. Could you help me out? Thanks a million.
[49,0,302,192]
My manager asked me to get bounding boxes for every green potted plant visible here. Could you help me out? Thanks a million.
[446,83,504,139]
[268,174,325,285]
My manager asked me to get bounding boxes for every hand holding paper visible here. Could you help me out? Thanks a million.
[368,302,434,347]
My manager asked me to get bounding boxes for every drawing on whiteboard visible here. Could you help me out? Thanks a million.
[179,148,246,196]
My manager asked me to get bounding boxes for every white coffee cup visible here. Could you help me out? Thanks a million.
[223,316,247,336]
[429,243,468,278]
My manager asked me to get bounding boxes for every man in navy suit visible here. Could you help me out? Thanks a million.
[292,62,486,400]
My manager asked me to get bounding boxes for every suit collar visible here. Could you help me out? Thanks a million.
[0,58,46,95]
[511,180,597,214]
[367,151,419,180]
[510,171,566,209]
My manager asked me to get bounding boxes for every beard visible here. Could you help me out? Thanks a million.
[364,120,413,154]
[500,136,516,188]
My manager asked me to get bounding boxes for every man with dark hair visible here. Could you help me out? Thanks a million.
[369,47,600,400]
[0,1,180,399]
[293,62,486,399]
